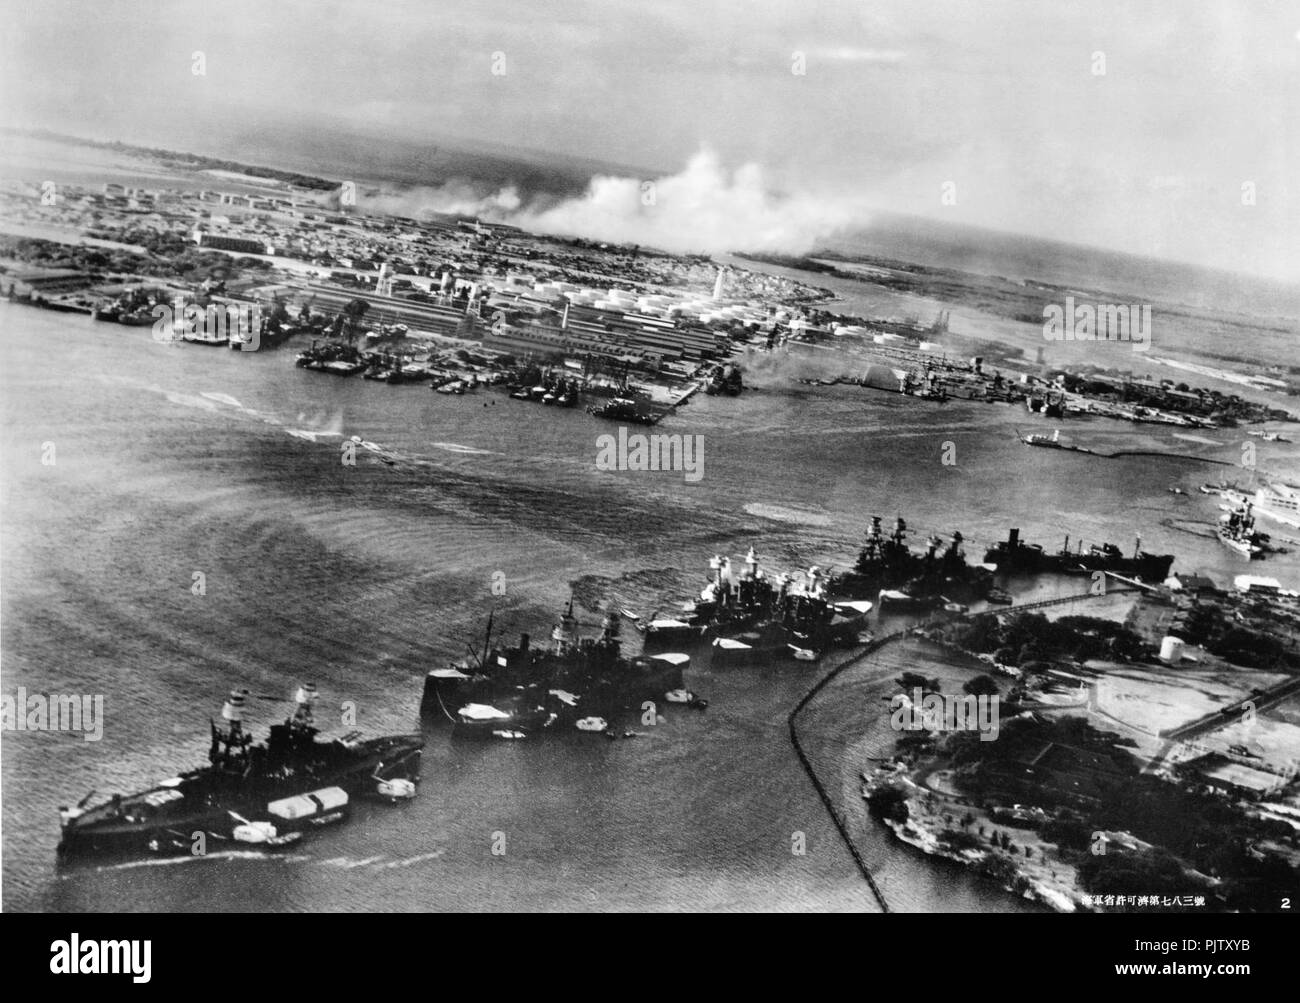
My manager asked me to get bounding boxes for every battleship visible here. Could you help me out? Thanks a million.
[826,516,996,608]
[1218,500,1266,559]
[422,603,699,737]
[56,685,424,859]
[641,548,874,663]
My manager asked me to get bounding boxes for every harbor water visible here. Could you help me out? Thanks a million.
[2,300,1296,912]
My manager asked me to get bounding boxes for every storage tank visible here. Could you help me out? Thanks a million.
[1159,636,1185,664]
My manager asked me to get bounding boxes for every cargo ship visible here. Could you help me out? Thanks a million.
[422,603,697,737]
[984,527,1174,581]
[57,685,423,860]
[1051,534,1175,579]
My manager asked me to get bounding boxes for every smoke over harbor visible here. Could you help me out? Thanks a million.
[323,149,871,256]
[514,149,871,255]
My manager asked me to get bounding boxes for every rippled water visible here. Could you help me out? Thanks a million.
[2,300,1294,912]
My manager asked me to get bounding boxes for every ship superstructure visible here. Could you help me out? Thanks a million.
[57,685,422,859]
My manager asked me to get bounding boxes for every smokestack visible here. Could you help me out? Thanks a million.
[1009,528,1019,548]
[518,632,530,654]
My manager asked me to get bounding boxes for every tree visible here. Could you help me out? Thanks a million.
[963,674,1000,697]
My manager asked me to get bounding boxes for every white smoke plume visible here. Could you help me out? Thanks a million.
[318,148,871,256]
[317,180,523,218]
[514,149,870,255]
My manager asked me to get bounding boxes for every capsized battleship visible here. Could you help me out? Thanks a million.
[422,603,700,737]
[57,685,423,859]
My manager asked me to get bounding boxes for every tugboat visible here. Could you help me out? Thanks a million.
[57,685,423,860]
[422,604,696,737]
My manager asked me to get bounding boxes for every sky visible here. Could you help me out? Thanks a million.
[1,0,1297,278]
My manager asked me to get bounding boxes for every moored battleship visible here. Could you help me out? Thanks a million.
[57,685,423,859]
[422,603,698,737]
[643,548,873,663]
[827,516,995,607]
[1218,501,1266,559]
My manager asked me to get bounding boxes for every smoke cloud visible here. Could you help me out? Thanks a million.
[318,180,524,218]
[514,149,871,255]
[324,149,872,256]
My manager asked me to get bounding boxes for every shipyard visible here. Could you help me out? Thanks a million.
[1,1,1298,954]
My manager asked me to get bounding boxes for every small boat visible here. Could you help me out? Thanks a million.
[986,588,1013,605]
[491,730,527,740]
[664,689,695,704]
[231,819,302,848]
[376,778,416,800]
[877,589,928,610]
[641,617,701,645]
[788,644,818,661]
[576,717,608,732]
[710,636,756,666]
